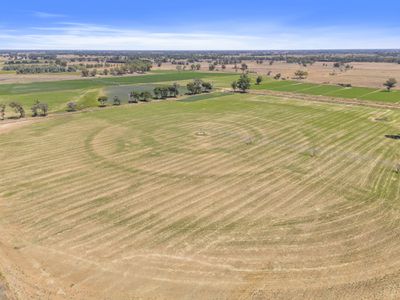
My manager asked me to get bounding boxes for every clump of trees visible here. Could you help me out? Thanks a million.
[31,101,48,117]
[384,78,397,91]
[154,83,180,99]
[3,65,77,74]
[256,75,263,85]
[232,74,251,93]
[186,79,213,95]
[9,102,25,119]
[294,70,309,80]
[190,64,201,71]
[80,59,152,77]
[129,91,153,102]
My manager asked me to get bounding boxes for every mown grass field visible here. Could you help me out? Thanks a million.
[1,92,400,299]
[0,71,238,112]
[253,79,400,103]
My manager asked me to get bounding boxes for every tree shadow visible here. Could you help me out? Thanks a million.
[385,134,400,140]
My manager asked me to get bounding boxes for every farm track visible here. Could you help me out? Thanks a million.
[1,93,400,298]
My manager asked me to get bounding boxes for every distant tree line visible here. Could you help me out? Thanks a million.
[3,65,77,74]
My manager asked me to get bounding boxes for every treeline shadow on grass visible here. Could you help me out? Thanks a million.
[385,134,400,140]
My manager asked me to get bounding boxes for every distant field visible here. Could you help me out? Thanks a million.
[0,71,238,112]
[0,71,232,95]
[2,93,400,298]
[253,79,400,103]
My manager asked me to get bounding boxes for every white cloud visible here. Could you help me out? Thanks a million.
[0,22,399,50]
[33,11,67,19]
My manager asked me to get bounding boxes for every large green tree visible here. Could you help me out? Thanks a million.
[237,74,251,93]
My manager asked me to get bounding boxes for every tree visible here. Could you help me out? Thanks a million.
[294,70,308,80]
[33,102,48,116]
[129,91,141,103]
[168,83,180,97]
[196,64,201,70]
[66,102,78,112]
[237,74,251,93]
[240,63,248,72]
[256,75,263,85]
[172,83,180,97]
[97,96,108,107]
[160,87,169,99]
[384,78,397,91]
[31,100,40,117]
[0,103,5,120]
[113,96,121,106]
[81,68,89,77]
[187,79,203,95]
[9,102,25,118]
[274,73,281,80]
[153,87,162,99]
[103,69,109,76]
[208,64,216,71]
[231,81,237,92]
[90,69,97,77]
[140,91,152,102]
[202,82,213,93]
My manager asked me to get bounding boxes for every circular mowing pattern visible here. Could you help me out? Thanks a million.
[88,118,314,178]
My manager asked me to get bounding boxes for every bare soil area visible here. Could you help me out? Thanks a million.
[155,61,400,89]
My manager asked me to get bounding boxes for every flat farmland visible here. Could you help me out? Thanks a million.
[253,80,400,103]
[156,61,400,90]
[1,93,400,299]
[0,71,237,112]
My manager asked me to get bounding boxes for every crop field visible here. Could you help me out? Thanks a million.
[0,71,237,112]
[2,92,400,299]
[254,79,400,103]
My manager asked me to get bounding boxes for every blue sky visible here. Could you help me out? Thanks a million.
[1,0,399,50]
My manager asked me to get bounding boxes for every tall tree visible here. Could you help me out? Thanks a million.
[237,74,251,93]
[384,78,397,91]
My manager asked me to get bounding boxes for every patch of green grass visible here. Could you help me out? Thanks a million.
[0,90,83,112]
[252,79,400,104]
[253,80,296,90]
[327,87,377,98]
[361,90,400,103]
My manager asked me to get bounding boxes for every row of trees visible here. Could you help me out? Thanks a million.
[81,59,152,77]
[95,80,213,107]
[0,100,49,120]
[3,65,77,74]
[187,79,213,94]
